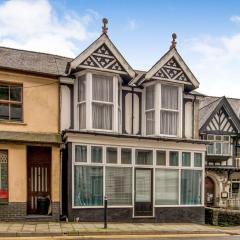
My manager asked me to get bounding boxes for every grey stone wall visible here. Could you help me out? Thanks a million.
[0,202,27,220]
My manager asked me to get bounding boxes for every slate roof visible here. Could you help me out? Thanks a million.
[0,46,72,76]
[199,96,240,129]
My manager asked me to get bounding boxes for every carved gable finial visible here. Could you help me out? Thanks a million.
[102,17,108,34]
[170,33,177,49]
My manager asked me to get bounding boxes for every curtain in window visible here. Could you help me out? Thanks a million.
[181,170,202,205]
[146,85,154,110]
[105,167,132,205]
[74,166,103,206]
[155,169,179,205]
[75,145,87,162]
[92,75,113,102]
[160,111,178,135]
[78,75,86,102]
[0,151,8,202]
[169,151,179,166]
[78,103,86,129]
[182,152,191,166]
[136,150,153,165]
[223,142,230,155]
[92,103,112,130]
[146,111,155,135]
[161,85,178,110]
[194,153,202,167]
[91,146,102,163]
[106,147,118,164]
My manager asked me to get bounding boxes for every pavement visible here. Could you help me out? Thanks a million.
[0,222,239,238]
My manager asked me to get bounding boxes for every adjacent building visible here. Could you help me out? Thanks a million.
[200,96,240,209]
[60,22,206,222]
[0,48,69,220]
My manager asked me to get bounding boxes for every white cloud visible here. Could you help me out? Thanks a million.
[0,0,99,57]
[126,19,138,31]
[183,33,240,98]
[230,15,240,23]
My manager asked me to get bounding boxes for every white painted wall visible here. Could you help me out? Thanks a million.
[60,85,71,130]
[185,101,193,139]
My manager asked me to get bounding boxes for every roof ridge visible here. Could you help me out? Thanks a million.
[0,46,73,60]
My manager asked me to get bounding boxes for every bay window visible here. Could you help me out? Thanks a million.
[77,73,120,132]
[207,135,231,156]
[145,83,180,137]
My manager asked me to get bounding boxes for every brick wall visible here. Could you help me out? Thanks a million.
[0,202,27,220]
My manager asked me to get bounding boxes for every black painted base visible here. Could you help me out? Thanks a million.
[68,206,205,223]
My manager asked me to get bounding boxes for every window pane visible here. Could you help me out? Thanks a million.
[182,152,191,167]
[92,103,112,130]
[207,144,214,155]
[92,74,113,102]
[194,153,202,167]
[156,151,166,166]
[223,136,230,141]
[169,151,179,166]
[78,75,86,102]
[215,135,222,141]
[0,151,8,202]
[155,169,178,205]
[215,143,221,154]
[91,146,102,163]
[146,111,155,135]
[223,143,230,155]
[10,104,22,121]
[160,111,178,135]
[161,85,178,110]
[10,86,21,102]
[181,170,202,205]
[146,85,154,110]
[207,135,214,140]
[79,103,86,129]
[231,182,240,198]
[106,147,118,164]
[75,145,87,162]
[0,85,9,100]
[136,150,153,165]
[121,148,132,164]
[74,166,103,206]
[0,103,9,120]
[135,169,151,202]
[105,167,132,205]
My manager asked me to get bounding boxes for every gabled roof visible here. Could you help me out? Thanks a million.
[131,47,199,90]
[0,46,71,76]
[199,96,240,133]
[68,33,135,78]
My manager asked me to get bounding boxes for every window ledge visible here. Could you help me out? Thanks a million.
[0,120,27,125]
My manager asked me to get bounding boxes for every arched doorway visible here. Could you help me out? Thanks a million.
[205,177,215,207]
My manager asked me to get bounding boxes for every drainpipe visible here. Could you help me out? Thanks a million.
[192,95,197,139]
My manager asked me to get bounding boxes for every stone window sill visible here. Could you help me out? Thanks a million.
[0,120,27,125]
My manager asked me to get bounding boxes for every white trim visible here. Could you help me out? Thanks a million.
[69,34,135,78]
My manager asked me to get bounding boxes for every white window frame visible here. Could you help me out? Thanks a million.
[75,71,120,132]
[207,134,231,156]
[143,81,182,138]
[72,143,204,209]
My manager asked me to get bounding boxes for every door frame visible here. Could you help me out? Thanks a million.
[134,168,154,217]
[27,146,52,215]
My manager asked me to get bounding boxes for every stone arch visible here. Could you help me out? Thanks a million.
[205,172,220,206]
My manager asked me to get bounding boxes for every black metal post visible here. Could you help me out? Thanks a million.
[104,196,108,229]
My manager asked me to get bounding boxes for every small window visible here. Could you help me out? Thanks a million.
[223,136,230,141]
[194,153,202,167]
[215,135,222,141]
[135,149,153,165]
[0,150,8,203]
[182,152,191,167]
[156,150,166,166]
[121,148,132,164]
[91,146,102,163]
[207,144,214,155]
[169,151,179,166]
[215,142,222,154]
[106,147,118,164]
[0,84,22,121]
[75,145,87,162]
[207,135,214,141]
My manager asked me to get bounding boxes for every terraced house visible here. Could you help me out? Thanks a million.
[60,20,206,223]
[200,96,240,209]
[0,48,68,220]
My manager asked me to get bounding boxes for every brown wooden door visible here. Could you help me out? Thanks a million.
[205,177,215,207]
[27,146,51,214]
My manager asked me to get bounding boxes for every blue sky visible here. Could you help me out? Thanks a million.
[0,0,240,97]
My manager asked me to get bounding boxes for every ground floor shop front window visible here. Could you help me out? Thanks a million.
[0,150,8,203]
[72,144,204,212]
